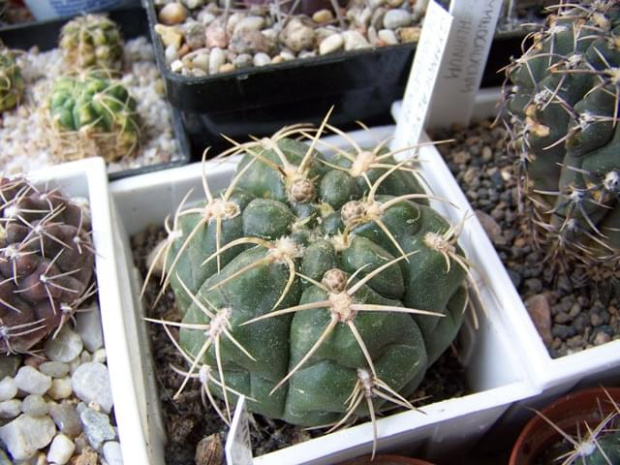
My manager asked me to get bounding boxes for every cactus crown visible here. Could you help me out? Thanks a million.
[144,116,476,453]
[0,47,24,113]
[501,0,620,272]
[59,14,124,71]
[0,177,95,354]
[46,72,141,163]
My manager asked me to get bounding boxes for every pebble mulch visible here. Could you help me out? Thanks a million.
[430,119,619,359]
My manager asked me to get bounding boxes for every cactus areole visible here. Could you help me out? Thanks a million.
[152,121,472,432]
[502,0,620,267]
[0,178,95,354]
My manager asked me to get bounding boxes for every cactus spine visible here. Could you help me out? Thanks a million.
[501,0,620,270]
[0,48,24,113]
[146,116,474,451]
[0,177,95,354]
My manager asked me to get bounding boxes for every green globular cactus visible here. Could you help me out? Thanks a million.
[502,0,620,269]
[0,48,24,113]
[147,117,473,445]
[0,177,95,354]
[47,73,141,162]
[60,14,124,72]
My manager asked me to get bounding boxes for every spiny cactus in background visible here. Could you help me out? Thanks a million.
[0,177,95,354]
[0,48,24,113]
[145,116,475,451]
[59,14,124,71]
[47,73,141,162]
[0,1,7,23]
[501,0,620,271]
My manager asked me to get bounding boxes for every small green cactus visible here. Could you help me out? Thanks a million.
[501,0,620,269]
[146,118,474,449]
[59,14,124,72]
[0,48,24,113]
[47,73,141,162]
[0,177,95,354]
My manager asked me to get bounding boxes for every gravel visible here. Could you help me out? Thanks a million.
[431,119,620,358]
[0,36,181,176]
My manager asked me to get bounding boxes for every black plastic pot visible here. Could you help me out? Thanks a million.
[0,7,190,181]
[145,0,527,159]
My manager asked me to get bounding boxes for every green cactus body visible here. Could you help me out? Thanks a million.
[583,431,620,464]
[48,74,141,162]
[0,49,24,113]
[158,126,470,429]
[0,178,95,354]
[502,0,620,267]
[60,14,124,71]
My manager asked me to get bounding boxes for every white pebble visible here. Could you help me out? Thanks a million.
[171,59,184,73]
[378,29,399,45]
[47,434,75,465]
[21,395,49,417]
[209,48,226,75]
[72,363,114,414]
[0,414,55,460]
[165,44,179,64]
[39,361,70,378]
[233,16,265,35]
[343,31,371,51]
[103,441,124,465]
[0,400,22,419]
[48,377,73,401]
[92,349,107,364]
[80,351,92,364]
[44,327,83,363]
[0,377,17,401]
[383,9,413,29]
[14,366,52,395]
[319,34,344,55]
[253,52,271,67]
[75,306,103,353]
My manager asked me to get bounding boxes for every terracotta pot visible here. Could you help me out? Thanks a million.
[340,455,435,465]
[509,387,620,465]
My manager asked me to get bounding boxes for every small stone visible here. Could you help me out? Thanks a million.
[319,33,344,55]
[154,24,184,49]
[525,294,553,346]
[183,20,206,50]
[44,327,83,363]
[282,20,316,53]
[233,16,265,35]
[377,29,398,45]
[590,312,603,327]
[39,361,70,379]
[47,434,75,465]
[48,377,73,401]
[14,366,52,395]
[343,31,371,51]
[312,9,333,24]
[524,278,543,294]
[253,52,271,67]
[206,21,228,49]
[80,351,92,364]
[92,349,106,365]
[0,377,17,401]
[73,447,98,465]
[233,53,253,69]
[0,356,20,381]
[197,10,215,26]
[0,400,21,419]
[21,395,49,417]
[102,441,123,465]
[399,26,421,43]
[171,59,184,73]
[593,331,611,345]
[72,363,114,414]
[165,44,179,64]
[0,414,55,460]
[475,210,502,243]
[229,29,274,55]
[482,146,493,162]
[219,63,236,74]
[50,403,82,438]
[158,3,187,25]
[80,408,116,451]
[383,9,412,29]
[195,435,223,465]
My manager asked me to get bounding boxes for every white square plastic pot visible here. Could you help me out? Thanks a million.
[25,158,149,465]
[109,126,539,464]
[392,91,620,398]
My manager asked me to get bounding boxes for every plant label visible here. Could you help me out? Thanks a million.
[226,396,253,465]
[426,0,503,127]
[392,0,453,150]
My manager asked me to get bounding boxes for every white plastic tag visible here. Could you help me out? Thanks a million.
[392,1,454,149]
[225,396,253,465]
[426,0,503,127]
